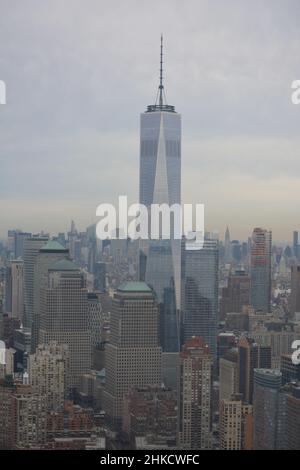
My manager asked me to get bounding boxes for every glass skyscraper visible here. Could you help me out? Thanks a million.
[139,37,181,353]
[182,238,219,357]
[250,227,272,313]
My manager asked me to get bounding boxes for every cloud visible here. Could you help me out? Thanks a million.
[1,0,300,241]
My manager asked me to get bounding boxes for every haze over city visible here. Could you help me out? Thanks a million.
[1,0,300,240]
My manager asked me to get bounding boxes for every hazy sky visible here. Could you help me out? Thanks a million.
[1,0,300,242]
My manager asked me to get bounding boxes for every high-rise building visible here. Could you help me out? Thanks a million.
[14,231,31,259]
[281,353,300,385]
[238,336,272,404]
[253,369,282,450]
[139,37,181,355]
[293,231,299,260]
[177,336,213,450]
[103,282,162,425]
[220,394,253,450]
[0,377,47,449]
[23,236,48,329]
[11,384,47,449]
[94,261,106,292]
[31,240,69,352]
[87,292,102,350]
[224,226,231,263]
[220,270,250,319]
[0,375,15,449]
[286,383,300,450]
[4,260,24,321]
[219,348,238,401]
[4,265,12,315]
[250,228,272,313]
[291,265,300,317]
[39,258,91,390]
[28,342,69,412]
[183,239,219,357]
[11,260,24,321]
[122,386,177,443]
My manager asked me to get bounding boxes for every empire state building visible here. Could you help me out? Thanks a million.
[139,36,181,355]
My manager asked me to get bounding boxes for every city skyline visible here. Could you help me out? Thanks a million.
[1,1,300,240]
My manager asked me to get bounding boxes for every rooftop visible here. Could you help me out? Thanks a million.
[117,281,152,293]
[40,240,68,252]
[49,258,78,272]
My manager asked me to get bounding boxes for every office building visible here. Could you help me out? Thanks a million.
[39,258,91,390]
[103,282,162,425]
[31,240,69,352]
[28,342,69,412]
[139,37,181,355]
[178,336,213,450]
[238,336,271,404]
[291,265,300,317]
[253,369,282,450]
[250,228,272,313]
[183,239,219,357]
[23,236,48,329]
[220,270,250,319]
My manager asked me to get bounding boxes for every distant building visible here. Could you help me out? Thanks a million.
[286,383,300,450]
[219,348,238,401]
[23,236,48,329]
[123,386,177,443]
[220,270,250,319]
[31,239,68,352]
[28,342,69,412]
[291,265,300,317]
[103,282,162,426]
[177,336,213,449]
[253,369,282,450]
[281,354,300,385]
[220,394,253,450]
[250,228,272,313]
[39,258,91,390]
[183,238,219,357]
[238,336,271,404]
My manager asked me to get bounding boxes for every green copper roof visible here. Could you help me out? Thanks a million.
[40,240,67,252]
[49,258,78,271]
[118,281,152,293]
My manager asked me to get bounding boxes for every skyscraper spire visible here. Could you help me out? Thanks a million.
[146,35,175,113]
[159,34,164,108]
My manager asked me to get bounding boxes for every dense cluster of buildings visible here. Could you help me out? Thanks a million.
[0,41,300,451]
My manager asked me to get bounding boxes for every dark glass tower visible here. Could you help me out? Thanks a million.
[139,37,181,353]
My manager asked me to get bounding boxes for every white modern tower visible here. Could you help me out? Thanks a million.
[139,36,181,355]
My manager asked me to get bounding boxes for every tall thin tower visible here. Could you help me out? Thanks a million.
[139,37,181,356]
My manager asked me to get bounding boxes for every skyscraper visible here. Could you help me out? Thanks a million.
[39,258,91,390]
[183,238,219,357]
[293,231,299,260]
[11,260,24,321]
[219,394,253,450]
[220,270,250,319]
[23,236,48,329]
[291,265,300,317]
[177,336,213,450]
[286,383,300,450]
[139,37,181,355]
[31,240,69,352]
[219,348,238,401]
[224,226,231,263]
[250,228,272,313]
[28,341,69,412]
[103,282,162,426]
[253,369,282,450]
[238,336,272,404]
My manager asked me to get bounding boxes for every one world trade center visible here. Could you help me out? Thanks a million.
[139,36,181,355]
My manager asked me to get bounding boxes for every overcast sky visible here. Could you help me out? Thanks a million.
[1,0,300,242]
